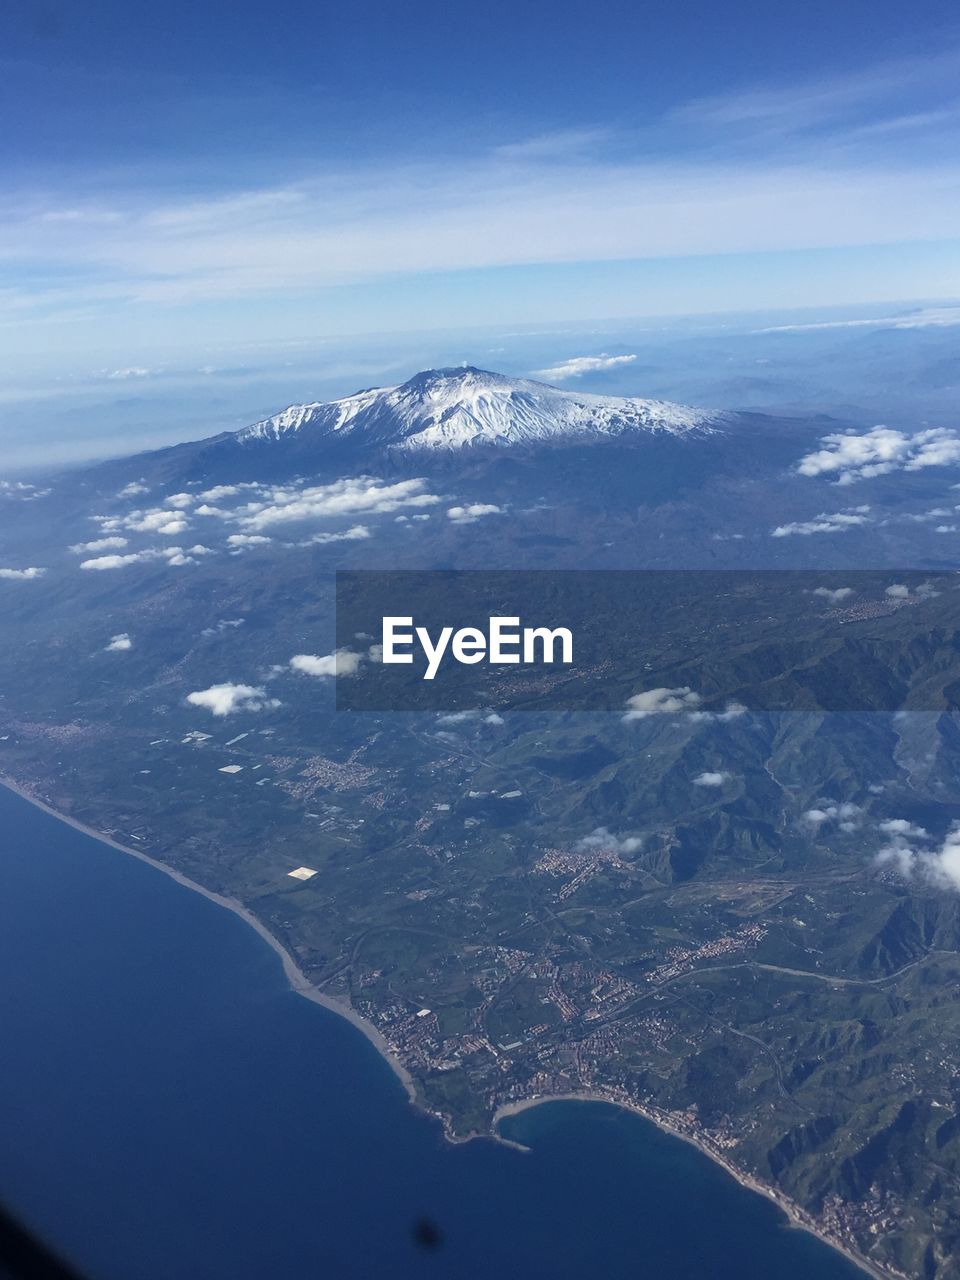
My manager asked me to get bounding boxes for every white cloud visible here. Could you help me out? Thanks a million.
[874,819,960,891]
[447,503,503,523]
[289,650,362,678]
[0,479,50,501]
[170,545,213,566]
[118,481,148,497]
[437,709,508,727]
[124,509,190,535]
[575,827,643,855]
[796,426,960,485]
[238,477,440,531]
[0,566,45,580]
[200,484,250,500]
[70,536,128,553]
[802,802,862,829]
[105,472,533,555]
[303,524,371,545]
[878,818,928,839]
[493,127,614,161]
[534,353,637,381]
[886,580,939,601]
[671,50,960,134]
[81,553,145,570]
[93,505,193,538]
[79,545,211,570]
[758,305,960,334]
[623,687,701,721]
[201,618,245,636]
[105,633,132,651]
[694,771,731,787]
[772,507,871,537]
[811,586,854,603]
[107,367,152,380]
[186,683,280,716]
[928,828,960,892]
[904,507,953,522]
[688,701,747,724]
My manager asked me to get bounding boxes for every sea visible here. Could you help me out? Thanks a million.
[0,783,866,1280]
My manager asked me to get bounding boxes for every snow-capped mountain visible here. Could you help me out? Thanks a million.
[237,367,723,451]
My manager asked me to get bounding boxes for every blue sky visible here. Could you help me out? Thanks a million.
[2,0,960,371]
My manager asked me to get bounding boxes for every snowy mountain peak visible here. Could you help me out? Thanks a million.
[237,368,722,452]
[398,365,501,392]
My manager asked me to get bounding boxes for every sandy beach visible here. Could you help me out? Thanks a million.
[1,771,899,1280]
[0,772,419,1106]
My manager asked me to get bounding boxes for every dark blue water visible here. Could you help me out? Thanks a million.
[0,784,864,1280]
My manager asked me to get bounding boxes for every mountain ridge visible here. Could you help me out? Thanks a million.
[235,366,725,452]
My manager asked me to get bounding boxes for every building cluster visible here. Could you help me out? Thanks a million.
[533,843,629,900]
[473,946,534,997]
[831,598,911,624]
[820,1188,908,1259]
[534,844,627,876]
[647,923,767,983]
[276,753,375,801]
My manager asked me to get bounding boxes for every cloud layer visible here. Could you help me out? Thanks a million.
[772,507,871,537]
[797,427,960,485]
[877,820,960,892]
[80,545,212,570]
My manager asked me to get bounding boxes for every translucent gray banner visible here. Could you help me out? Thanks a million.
[334,569,960,713]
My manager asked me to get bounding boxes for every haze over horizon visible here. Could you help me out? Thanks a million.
[2,295,958,471]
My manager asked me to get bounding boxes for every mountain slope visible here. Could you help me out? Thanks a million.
[54,365,879,551]
[236,366,724,451]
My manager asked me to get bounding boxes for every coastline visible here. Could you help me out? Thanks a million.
[493,1094,898,1280]
[0,772,418,1107]
[0,771,897,1280]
